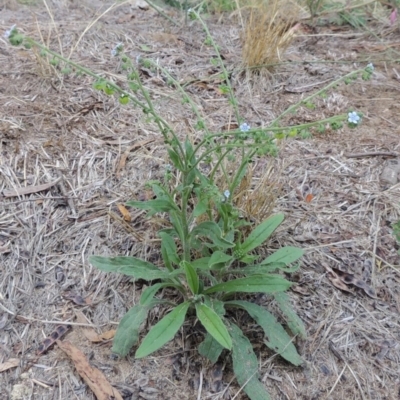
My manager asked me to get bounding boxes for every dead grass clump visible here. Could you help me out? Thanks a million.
[242,0,298,72]
[234,159,280,225]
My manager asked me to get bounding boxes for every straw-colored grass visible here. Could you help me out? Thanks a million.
[242,0,299,71]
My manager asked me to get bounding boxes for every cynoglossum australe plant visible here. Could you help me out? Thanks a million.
[6,17,372,399]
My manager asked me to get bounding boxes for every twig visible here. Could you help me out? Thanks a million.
[345,151,399,158]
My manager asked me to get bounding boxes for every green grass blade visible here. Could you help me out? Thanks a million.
[226,300,303,366]
[195,303,232,350]
[240,214,284,253]
[203,275,292,295]
[89,256,169,280]
[198,333,224,364]
[112,304,149,357]
[273,292,307,339]
[229,323,271,400]
[135,302,190,358]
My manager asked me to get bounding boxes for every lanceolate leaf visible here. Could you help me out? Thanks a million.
[261,247,304,266]
[229,323,271,400]
[140,283,166,306]
[159,232,180,271]
[181,261,199,294]
[195,303,232,350]
[203,275,292,295]
[226,300,303,366]
[198,333,224,364]
[127,199,179,213]
[190,221,234,249]
[208,251,234,270]
[89,256,170,281]
[112,304,149,357]
[240,214,284,254]
[273,292,307,339]
[135,302,190,358]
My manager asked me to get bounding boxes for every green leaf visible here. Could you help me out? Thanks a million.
[90,256,169,281]
[127,199,178,213]
[168,148,183,170]
[261,247,304,266]
[191,257,211,270]
[229,323,271,400]
[159,232,180,272]
[203,275,292,295]
[140,283,165,306]
[273,292,306,339]
[208,251,233,270]
[228,262,292,275]
[190,221,234,250]
[195,303,232,350]
[193,199,208,218]
[112,304,149,356]
[198,333,224,364]
[181,261,199,294]
[240,214,284,253]
[135,302,190,358]
[226,301,303,366]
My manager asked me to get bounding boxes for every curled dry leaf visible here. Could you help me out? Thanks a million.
[56,340,123,400]
[75,310,116,343]
[0,358,19,372]
[37,325,71,355]
[331,267,377,298]
[117,204,131,222]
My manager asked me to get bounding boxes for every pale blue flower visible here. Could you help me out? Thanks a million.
[223,190,230,199]
[4,24,16,39]
[240,123,250,132]
[367,63,374,71]
[111,42,123,57]
[348,111,361,124]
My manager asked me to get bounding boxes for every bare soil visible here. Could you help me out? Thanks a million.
[1,1,400,399]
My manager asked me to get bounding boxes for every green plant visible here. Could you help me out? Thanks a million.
[6,17,373,399]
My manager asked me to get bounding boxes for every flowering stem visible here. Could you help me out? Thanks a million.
[269,69,365,127]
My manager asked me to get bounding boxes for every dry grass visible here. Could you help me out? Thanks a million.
[1,0,400,399]
[241,0,299,72]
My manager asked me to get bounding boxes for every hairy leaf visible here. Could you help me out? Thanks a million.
[90,256,169,281]
[273,292,307,339]
[208,251,233,270]
[229,323,271,400]
[203,275,292,295]
[135,302,190,358]
[127,199,178,214]
[190,221,234,249]
[261,247,304,266]
[181,261,199,294]
[240,214,284,253]
[159,232,180,271]
[112,304,149,357]
[195,303,232,350]
[198,333,224,364]
[227,300,303,366]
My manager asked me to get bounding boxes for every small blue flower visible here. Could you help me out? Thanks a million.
[223,190,230,199]
[240,123,250,132]
[367,63,374,71]
[4,24,16,39]
[348,111,361,124]
[111,42,123,57]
